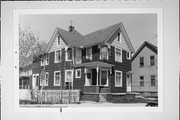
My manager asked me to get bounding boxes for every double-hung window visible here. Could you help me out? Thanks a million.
[140,76,144,87]
[115,70,122,87]
[45,54,49,65]
[150,55,155,66]
[115,47,122,62]
[54,71,61,86]
[126,51,131,60]
[151,75,156,86]
[55,50,61,63]
[86,47,92,60]
[65,70,73,89]
[100,47,108,60]
[40,72,49,86]
[139,57,144,67]
[66,48,72,61]
[75,69,81,78]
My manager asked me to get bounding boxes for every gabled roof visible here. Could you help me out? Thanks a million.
[131,41,157,61]
[45,22,135,53]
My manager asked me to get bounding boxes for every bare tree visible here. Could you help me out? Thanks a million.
[19,26,46,68]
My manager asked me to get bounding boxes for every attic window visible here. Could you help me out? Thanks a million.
[57,35,60,45]
[117,32,120,42]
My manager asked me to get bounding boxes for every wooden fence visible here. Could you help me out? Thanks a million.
[32,90,80,104]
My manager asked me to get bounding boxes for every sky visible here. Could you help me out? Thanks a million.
[19,14,157,50]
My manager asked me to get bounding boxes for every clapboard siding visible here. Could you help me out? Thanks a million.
[32,48,73,90]
[110,46,131,93]
[73,67,85,92]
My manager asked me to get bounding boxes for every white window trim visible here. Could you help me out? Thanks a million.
[139,57,144,67]
[139,75,144,87]
[86,47,92,60]
[75,69,81,78]
[150,55,155,66]
[45,54,49,65]
[57,35,61,45]
[115,47,122,62]
[100,47,109,60]
[54,71,61,86]
[100,69,109,86]
[40,72,49,86]
[65,70,74,82]
[126,51,131,60]
[115,70,122,87]
[66,48,73,61]
[54,49,61,63]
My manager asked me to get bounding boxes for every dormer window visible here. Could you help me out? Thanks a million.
[57,35,60,45]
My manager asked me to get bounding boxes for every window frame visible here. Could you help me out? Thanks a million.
[115,47,122,62]
[139,57,144,67]
[54,71,61,86]
[54,49,61,63]
[115,70,123,87]
[150,55,155,66]
[86,47,92,60]
[40,72,49,86]
[65,70,73,82]
[100,46,109,60]
[66,48,73,61]
[140,75,144,87]
[57,35,61,45]
[75,69,81,78]
[151,75,156,86]
[126,51,131,60]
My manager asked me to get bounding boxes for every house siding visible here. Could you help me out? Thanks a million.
[73,67,85,92]
[32,48,73,90]
[110,46,131,93]
[132,46,157,93]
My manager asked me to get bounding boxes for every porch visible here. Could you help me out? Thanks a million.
[73,61,114,94]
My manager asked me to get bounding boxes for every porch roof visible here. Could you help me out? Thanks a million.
[73,61,114,68]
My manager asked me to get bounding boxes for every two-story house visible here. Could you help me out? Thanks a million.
[131,41,158,97]
[32,22,135,101]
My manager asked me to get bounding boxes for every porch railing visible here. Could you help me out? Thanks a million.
[74,52,109,64]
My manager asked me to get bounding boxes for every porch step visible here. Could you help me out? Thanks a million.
[99,94,107,102]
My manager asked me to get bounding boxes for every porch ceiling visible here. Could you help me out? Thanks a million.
[73,61,114,68]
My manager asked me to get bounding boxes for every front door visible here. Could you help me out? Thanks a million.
[32,74,39,89]
[126,73,131,92]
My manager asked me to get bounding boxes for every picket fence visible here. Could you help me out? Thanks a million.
[32,90,80,104]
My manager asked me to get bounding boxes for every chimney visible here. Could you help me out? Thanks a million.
[69,25,74,32]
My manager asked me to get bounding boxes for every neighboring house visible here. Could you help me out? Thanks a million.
[32,23,135,101]
[131,41,158,96]
[19,65,32,89]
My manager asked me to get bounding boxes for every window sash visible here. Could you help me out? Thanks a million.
[76,69,81,78]
[150,56,155,66]
[54,71,61,86]
[65,70,73,82]
[140,76,144,87]
[115,48,122,62]
[55,50,61,62]
[66,48,72,61]
[140,57,144,67]
[115,71,122,87]
[151,75,156,86]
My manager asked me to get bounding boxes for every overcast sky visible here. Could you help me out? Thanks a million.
[19,14,157,50]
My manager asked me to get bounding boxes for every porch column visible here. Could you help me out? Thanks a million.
[96,66,99,86]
